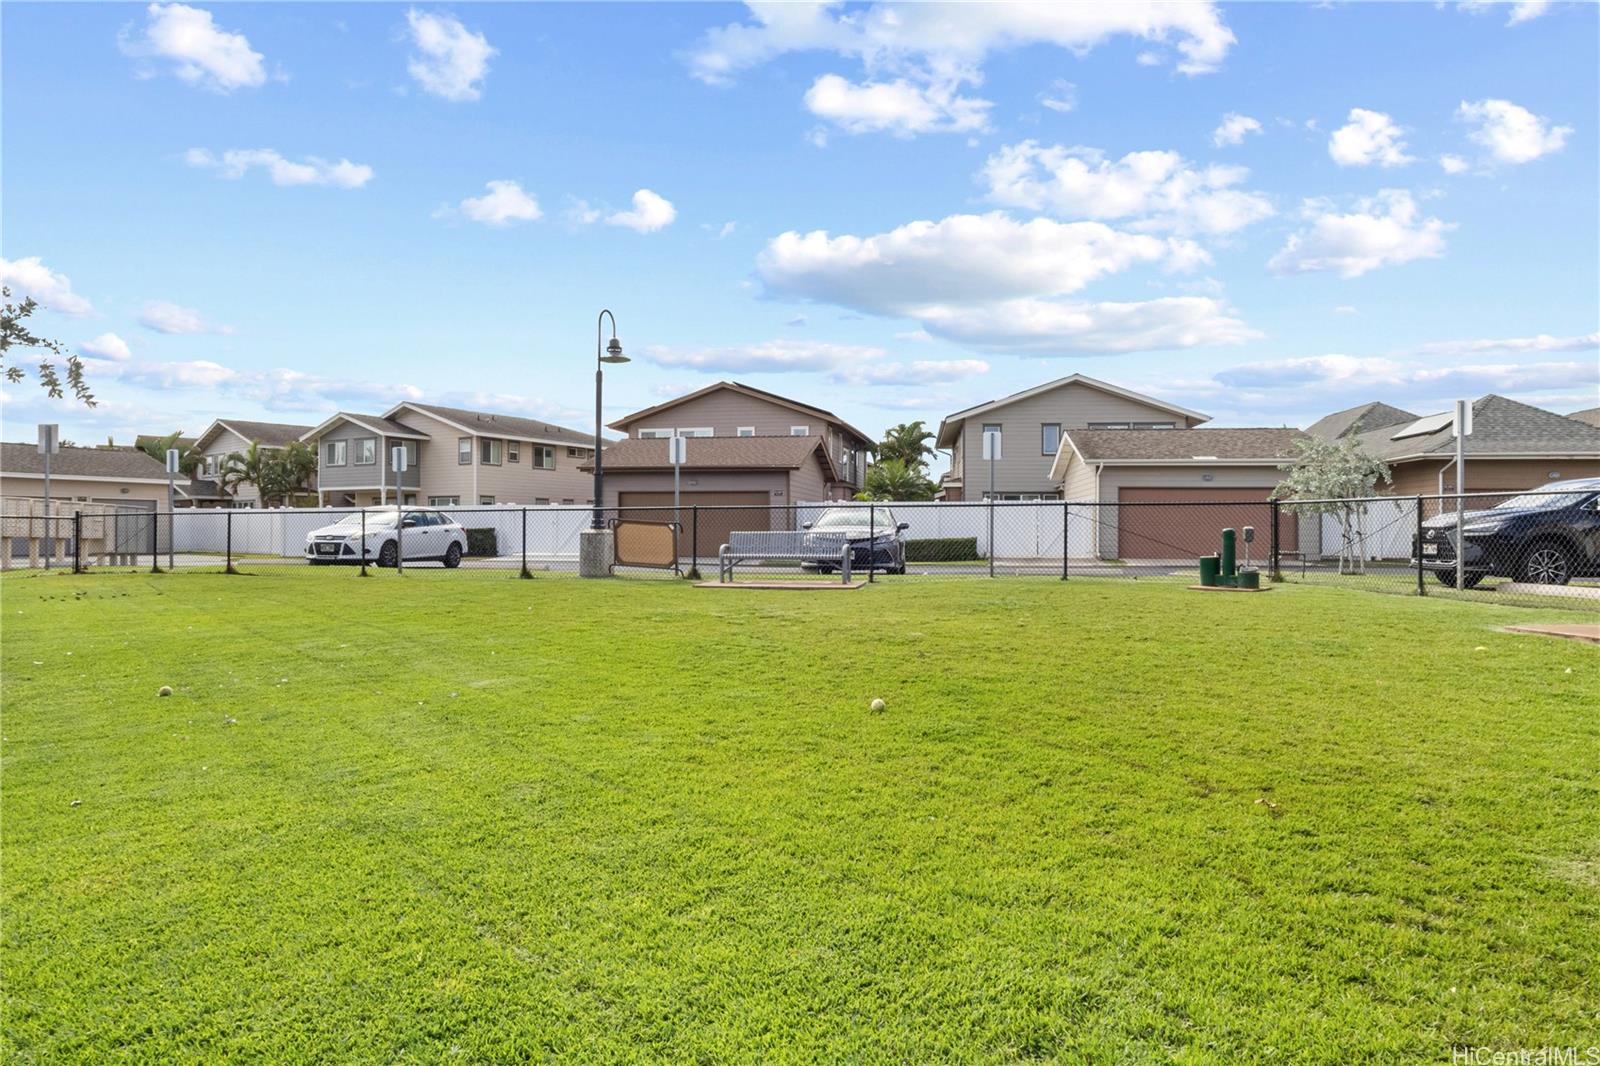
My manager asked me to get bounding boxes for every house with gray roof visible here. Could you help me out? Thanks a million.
[301,402,600,507]
[1567,407,1600,429]
[188,418,316,508]
[1,441,172,513]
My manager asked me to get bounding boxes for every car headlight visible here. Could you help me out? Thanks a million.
[1461,523,1505,534]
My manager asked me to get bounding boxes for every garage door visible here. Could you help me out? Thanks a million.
[618,491,774,559]
[93,498,157,554]
[1116,488,1296,561]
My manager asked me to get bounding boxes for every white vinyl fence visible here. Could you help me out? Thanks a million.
[795,500,1098,559]
[172,505,593,559]
[1316,498,1414,561]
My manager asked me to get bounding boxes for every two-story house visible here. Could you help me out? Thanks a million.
[186,419,315,507]
[935,374,1209,500]
[301,402,600,507]
[588,381,874,555]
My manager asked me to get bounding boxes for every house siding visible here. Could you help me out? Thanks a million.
[1,473,169,507]
[315,421,422,496]
[197,428,261,505]
[392,409,596,505]
[1384,457,1600,496]
[955,383,1204,497]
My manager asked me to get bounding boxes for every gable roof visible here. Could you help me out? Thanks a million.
[608,381,873,448]
[385,402,600,447]
[578,434,841,482]
[193,419,313,452]
[1305,401,1418,441]
[1350,394,1600,461]
[300,412,430,442]
[1567,407,1600,428]
[1050,427,1306,480]
[2,442,170,482]
[936,373,1210,448]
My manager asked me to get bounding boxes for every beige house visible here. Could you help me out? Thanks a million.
[302,402,599,507]
[184,419,314,508]
[936,374,1209,501]
[1048,427,1306,560]
[2,442,173,559]
[1307,395,1600,495]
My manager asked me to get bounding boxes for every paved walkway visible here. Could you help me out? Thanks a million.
[1502,623,1600,645]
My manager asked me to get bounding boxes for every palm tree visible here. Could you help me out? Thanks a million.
[261,441,318,507]
[219,442,268,504]
[138,431,201,478]
[877,421,937,472]
[856,458,936,502]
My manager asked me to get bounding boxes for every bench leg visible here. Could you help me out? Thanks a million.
[841,551,850,584]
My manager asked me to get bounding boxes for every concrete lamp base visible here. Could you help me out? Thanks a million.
[579,528,615,578]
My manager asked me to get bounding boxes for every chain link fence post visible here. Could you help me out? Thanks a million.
[73,511,82,573]
[226,510,236,574]
[1415,494,1425,596]
[149,511,161,573]
[1061,500,1069,581]
[686,505,701,580]
[1270,499,1281,581]
[359,508,369,577]
[868,503,875,583]
[520,506,532,579]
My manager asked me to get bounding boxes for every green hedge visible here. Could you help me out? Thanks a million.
[905,537,980,562]
[464,528,498,557]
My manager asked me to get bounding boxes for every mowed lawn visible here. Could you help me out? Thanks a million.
[2,570,1595,1064]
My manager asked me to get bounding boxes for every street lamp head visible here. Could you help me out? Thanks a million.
[601,337,628,364]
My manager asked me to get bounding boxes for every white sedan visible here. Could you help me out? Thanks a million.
[304,510,468,568]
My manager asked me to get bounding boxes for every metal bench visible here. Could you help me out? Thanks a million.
[719,531,852,583]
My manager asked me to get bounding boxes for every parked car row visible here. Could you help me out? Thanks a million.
[1413,478,1600,587]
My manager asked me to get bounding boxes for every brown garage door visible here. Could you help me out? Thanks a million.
[618,491,775,559]
[1116,488,1297,561]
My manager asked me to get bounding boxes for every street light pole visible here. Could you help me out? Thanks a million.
[592,309,628,529]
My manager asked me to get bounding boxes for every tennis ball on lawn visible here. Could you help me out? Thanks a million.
[870,698,887,712]
[157,685,173,697]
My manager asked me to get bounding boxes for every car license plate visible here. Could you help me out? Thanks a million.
[1422,543,1438,556]
[316,543,339,555]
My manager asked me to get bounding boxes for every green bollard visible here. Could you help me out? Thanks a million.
[1220,527,1236,579]
[1198,554,1220,586]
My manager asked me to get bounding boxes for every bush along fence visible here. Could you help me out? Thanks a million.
[2,492,1593,610]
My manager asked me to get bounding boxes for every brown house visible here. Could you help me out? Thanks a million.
[1309,395,1600,495]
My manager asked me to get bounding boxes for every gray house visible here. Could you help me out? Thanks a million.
[187,419,315,507]
[936,374,1209,500]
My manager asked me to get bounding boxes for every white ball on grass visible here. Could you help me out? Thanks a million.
[158,685,173,697]
[870,698,886,712]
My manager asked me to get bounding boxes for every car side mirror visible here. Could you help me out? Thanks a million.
[896,522,910,531]
[801,522,813,529]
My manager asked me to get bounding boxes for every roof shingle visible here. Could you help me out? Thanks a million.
[1351,395,1600,459]
[581,435,840,479]
[2,442,169,480]
[1065,428,1306,462]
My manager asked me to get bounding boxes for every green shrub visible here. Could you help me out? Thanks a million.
[464,528,498,557]
[905,537,980,562]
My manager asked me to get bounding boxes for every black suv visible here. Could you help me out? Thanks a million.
[1414,477,1600,588]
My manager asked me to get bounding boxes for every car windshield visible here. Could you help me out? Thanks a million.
[1490,491,1591,511]
[812,508,897,530]
[330,512,396,529]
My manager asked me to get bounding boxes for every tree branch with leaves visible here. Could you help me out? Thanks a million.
[1272,432,1392,574]
[1,287,94,406]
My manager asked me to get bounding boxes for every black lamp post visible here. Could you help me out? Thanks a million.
[593,309,628,529]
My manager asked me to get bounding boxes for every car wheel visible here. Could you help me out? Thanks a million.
[1521,541,1572,585]
[378,540,399,568]
[1434,568,1483,589]
[443,542,462,569]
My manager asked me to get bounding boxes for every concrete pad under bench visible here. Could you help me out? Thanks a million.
[696,581,867,590]
[1501,623,1600,645]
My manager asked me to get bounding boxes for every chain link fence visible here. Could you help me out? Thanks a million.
[3,493,1594,610]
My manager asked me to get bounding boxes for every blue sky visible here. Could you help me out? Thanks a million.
[3,1,1596,464]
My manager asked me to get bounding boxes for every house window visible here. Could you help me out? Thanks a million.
[1088,421,1176,430]
[325,440,347,466]
[479,495,495,505]
[790,426,810,436]
[355,438,377,465]
[428,496,459,506]
[403,493,417,506]
[561,498,574,505]
[638,428,672,439]
[981,422,1002,437]
[508,441,520,462]
[566,446,592,458]
[532,446,556,469]
[737,427,755,437]
[458,437,472,464]
[402,440,419,467]
[535,497,550,505]
[679,427,714,437]
[1041,424,1061,456]
[480,439,503,465]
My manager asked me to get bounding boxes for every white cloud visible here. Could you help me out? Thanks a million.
[185,148,373,188]
[138,301,233,335]
[803,73,990,136]
[1328,108,1414,167]
[1439,154,1470,174]
[980,142,1274,235]
[895,328,935,342]
[915,296,1259,354]
[405,9,495,102]
[1038,79,1077,113]
[1212,112,1261,147]
[100,357,424,412]
[1212,352,1594,401]
[1457,0,1551,26]
[1268,190,1452,278]
[1415,331,1599,357]
[643,339,987,386]
[448,180,542,227]
[606,189,677,233]
[759,212,1204,313]
[687,2,1232,139]
[1333,305,1359,315]
[119,3,266,92]
[80,333,133,362]
[1456,98,1571,164]
[0,256,95,317]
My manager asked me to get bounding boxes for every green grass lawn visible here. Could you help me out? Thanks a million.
[2,570,1595,1063]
